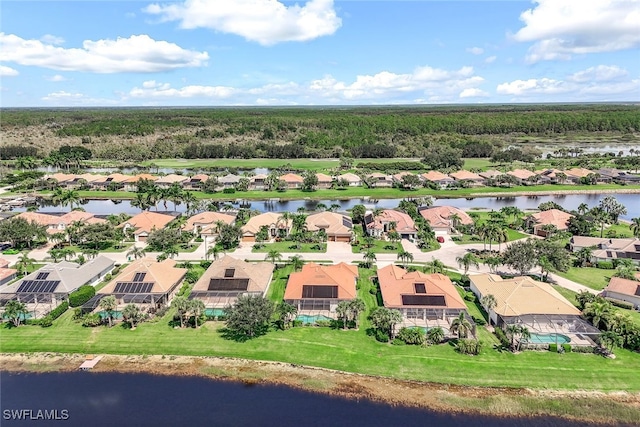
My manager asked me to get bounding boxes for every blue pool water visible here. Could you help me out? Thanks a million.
[98,311,123,320]
[526,333,571,344]
[205,308,225,317]
[296,314,333,324]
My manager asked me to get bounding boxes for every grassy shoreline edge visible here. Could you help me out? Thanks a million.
[2,353,639,424]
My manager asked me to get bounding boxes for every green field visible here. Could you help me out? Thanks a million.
[556,267,614,291]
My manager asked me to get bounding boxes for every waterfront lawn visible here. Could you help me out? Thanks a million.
[556,267,613,291]
[592,223,634,239]
[454,211,528,245]
[266,264,294,303]
[3,308,640,393]
[252,241,326,253]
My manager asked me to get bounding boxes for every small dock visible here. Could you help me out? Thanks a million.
[79,355,103,371]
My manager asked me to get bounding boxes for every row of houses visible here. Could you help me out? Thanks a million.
[44,167,640,192]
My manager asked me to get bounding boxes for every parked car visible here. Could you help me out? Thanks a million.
[436,236,445,243]
[0,243,13,251]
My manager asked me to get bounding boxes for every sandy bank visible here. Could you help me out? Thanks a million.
[2,353,639,424]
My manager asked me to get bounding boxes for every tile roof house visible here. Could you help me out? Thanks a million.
[217,174,242,189]
[123,174,158,191]
[92,173,131,190]
[241,212,291,242]
[279,173,304,189]
[601,276,640,309]
[17,211,106,236]
[526,209,573,237]
[364,209,417,240]
[189,256,274,309]
[598,168,640,183]
[155,174,189,188]
[418,206,473,235]
[449,170,485,186]
[564,168,595,183]
[367,172,394,188]
[470,273,600,344]
[0,258,17,287]
[569,237,640,264]
[47,173,76,186]
[305,212,353,242]
[0,256,115,318]
[315,173,333,189]
[97,258,187,310]
[65,173,103,189]
[506,169,538,184]
[478,170,503,180]
[119,211,175,242]
[336,173,362,187]
[183,212,236,239]
[421,171,454,188]
[182,174,210,190]
[249,174,269,190]
[377,265,469,332]
[284,262,358,318]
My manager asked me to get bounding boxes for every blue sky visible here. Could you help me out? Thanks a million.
[1,0,638,107]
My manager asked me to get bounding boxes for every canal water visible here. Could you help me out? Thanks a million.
[0,371,599,427]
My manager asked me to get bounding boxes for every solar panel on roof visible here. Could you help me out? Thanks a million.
[401,295,446,306]
[17,280,59,293]
[36,272,50,280]
[133,272,146,282]
[302,285,338,299]
[224,268,235,278]
[208,278,249,291]
[414,283,426,294]
[114,282,154,293]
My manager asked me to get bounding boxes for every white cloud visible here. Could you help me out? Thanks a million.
[466,47,484,55]
[46,74,68,82]
[40,34,64,45]
[513,0,640,62]
[484,55,497,64]
[496,78,569,95]
[130,80,237,98]
[0,65,19,76]
[0,33,209,73]
[144,0,341,45]
[568,65,628,83]
[41,90,119,106]
[459,88,489,98]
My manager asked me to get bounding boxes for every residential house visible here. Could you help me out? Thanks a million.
[16,211,106,237]
[66,173,103,189]
[598,168,640,184]
[536,169,565,184]
[569,236,640,264]
[0,258,17,286]
[364,209,417,240]
[284,262,358,319]
[418,206,473,235]
[123,174,158,192]
[92,173,131,190]
[96,258,187,311]
[478,170,503,181]
[119,211,175,242]
[189,256,274,309]
[180,174,208,191]
[241,212,291,242]
[336,173,362,187]
[470,273,600,346]
[601,276,640,309]
[367,172,394,188]
[217,174,241,190]
[421,171,454,189]
[507,169,538,185]
[306,212,353,242]
[526,209,573,237]
[249,174,268,190]
[449,170,485,187]
[565,168,595,183]
[183,212,236,239]
[315,173,333,189]
[47,173,76,187]
[155,174,189,188]
[377,264,469,333]
[0,256,115,318]
[280,173,304,189]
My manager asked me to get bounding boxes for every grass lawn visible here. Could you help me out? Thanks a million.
[63,244,132,254]
[252,240,326,253]
[266,265,294,303]
[556,267,614,291]
[454,211,529,245]
[350,228,400,254]
[591,223,635,239]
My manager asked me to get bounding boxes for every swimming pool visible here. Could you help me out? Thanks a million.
[526,333,571,344]
[296,314,333,324]
[98,311,123,319]
[205,308,225,317]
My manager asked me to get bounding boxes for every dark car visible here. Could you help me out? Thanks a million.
[436,236,445,243]
[0,243,11,251]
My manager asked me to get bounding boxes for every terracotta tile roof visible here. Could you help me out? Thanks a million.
[0,268,17,281]
[392,172,413,181]
[94,173,131,184]
[284,262,358,300]
[0,258,10,269]
[74,173,103,183]
[377,265,466,309]
[119,212,175,235]
[280,173,304,183]
[156,174,189,184]
[316,173,333,183]
[305,212,352,236]
[337,173,361,183]
[565,168,594,179]
[604,277,640,298]
[241,212,290,235]
[421,171,453,182]
[99,258,187,295]
[507,169,537,180]
[125,174,158,183]
[192,256,274,294]
[48,173,76,183]
[470,274,580,317]
[365,209,416,233]
[449,170,483,181]
[184,212,235,233]
[419,206,473,228]
[218,174,241,184]
[479,170,503,179]
[529,209,573,230]
[16,212,59,226]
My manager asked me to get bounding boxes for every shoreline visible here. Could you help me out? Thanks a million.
[2,353,640,424]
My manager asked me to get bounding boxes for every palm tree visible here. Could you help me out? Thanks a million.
[99,295,117,327]
[397,250,413,268]
[206,245,222,261]
[449,213,462,232]
[483,256,502,273]
[456,252,480,275]
[189,299,206,328]
[276,301,298,330]
[171,296,190,328]
[423,257,446,274]
[288,255,304,271]
[15,253,35,276]
[480,294,497,318]
[426,326,445,344]
[4,300,28,327]
[122,304,143,329]
[336,300,351,330]
[577,203,589,215]
[575,247,593,267]
[583,300,612,330]
[348,298,366,330]
[629,217,640,238]
[362,250,376,268]
[265,249,282,266]
[449,312,472,339]
[127,246,147,260]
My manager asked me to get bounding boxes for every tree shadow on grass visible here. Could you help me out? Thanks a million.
[218,325,270,343]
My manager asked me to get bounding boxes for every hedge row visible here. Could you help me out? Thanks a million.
[69,285,96,307]
[605,297,635,310]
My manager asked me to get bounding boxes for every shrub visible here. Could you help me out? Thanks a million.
[154,306,170,318]
[596,261,614,270]
[562,344,572,353]
[455,338,482,355]
[494,327,510,348]
[463,292,476,302]
[72,308,84,321]
[68,285,96,307]
[472,316,486,326]
[392,338,406,346]
[104,273,112,282]
[292,320,303,327]
[549,343,558,353]
[605,298,634,310]
[397,327,426,345]
[223,188,236,194]
[375,329,390,343]
[47,301,69,321]
[315,320,331,328]
[82,313,102,327]
[39,316,53,328]
[572,346,595,354]
[369,286,378,295]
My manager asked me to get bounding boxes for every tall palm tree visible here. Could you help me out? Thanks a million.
[480,294,497,317]
[206,245,222,261]
[456,252,480,275]
[362,250,376,268]
[583,300,612,330]
[397,250,414,268]
[189,299,206,328]
[423,257,445,274]
[348,298,366,330]
[127,246,147,260]
[99,295,117,327]
[336,300,351,330]
[265,249,282,266]
[276,301,298,330]
[122,304,143,329]
[449,213,462,232]
[629,217,640,238]
[449,312,472,339]
[577,203,589,215]
[288,255,304,271]
[15,253,35,276]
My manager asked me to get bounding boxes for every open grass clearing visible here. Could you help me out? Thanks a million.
[556,267,614,291]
